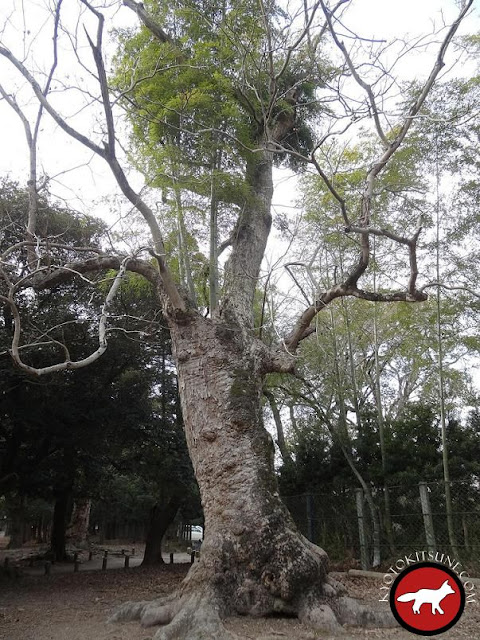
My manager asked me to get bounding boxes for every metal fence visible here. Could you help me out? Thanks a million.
[282,479,480,575]
[5,479,479,577]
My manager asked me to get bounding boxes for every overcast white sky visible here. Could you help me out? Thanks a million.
[0,0,478,399]
[0,0,477,298]
[0,0,478,307]
[0,0,477,217]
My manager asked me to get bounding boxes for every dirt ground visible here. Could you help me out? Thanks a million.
[0,563,479,640]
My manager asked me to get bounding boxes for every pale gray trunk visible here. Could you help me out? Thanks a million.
[329,305,381,568]
[221,154,273,327]
[209,147,220,313]
[173,182,197,306]
[66,498,92,548]
[434,158,458,557]
[372,302,395,557]
[264,389,290,464]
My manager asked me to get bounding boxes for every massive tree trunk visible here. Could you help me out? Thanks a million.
[113,315,392,638]
[142,496,181,566]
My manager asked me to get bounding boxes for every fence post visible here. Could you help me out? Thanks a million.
[306,493,315,543]
[124,555,130,569]
[102,550,108,571]
[170,552,174,564]
[355,488,369,570]
[419,482,436,554]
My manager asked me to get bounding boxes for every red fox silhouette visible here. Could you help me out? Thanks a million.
[397,579,455,615]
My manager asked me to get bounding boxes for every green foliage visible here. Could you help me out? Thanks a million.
[111,0,333,306]
[278,416,350,496]
[0,182,199,539]
[278,402,480,496]
[0,178,106,260]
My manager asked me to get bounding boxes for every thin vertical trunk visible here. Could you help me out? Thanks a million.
[161,340,167,423]
[436,285,458,556]
[289,403,300,438]
[209,147,221,313]
[264,389,290,464]
[435,139,458,558]
[173,181,197,306]
[209,192,219,312]
[329,306,381,567]
[369,239,395,556]
[372,303,395,556]
[341,299,362,430]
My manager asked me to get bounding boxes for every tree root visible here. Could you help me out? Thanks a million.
[109,527,393,638]
[110,591,239,640]
[108,593,177,626]
[152,593,238,640]
[297,582,395,632]
[335,596,395,627]
[110,582,395,639]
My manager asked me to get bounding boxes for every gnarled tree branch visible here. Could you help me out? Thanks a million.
[283,0,472,352]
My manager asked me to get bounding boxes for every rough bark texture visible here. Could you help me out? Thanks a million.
[111,315,394,638]
[66,498,92,549]
[221,154,273,327]
[142,497,180,567]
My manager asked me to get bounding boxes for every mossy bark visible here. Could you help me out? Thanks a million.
[112,315,394,638]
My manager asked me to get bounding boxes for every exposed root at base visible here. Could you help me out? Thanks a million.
[335,596,395,627]
[152,595,238,640]
[110,591,238,640]
[110,587,395,640]
[298,587,395,633]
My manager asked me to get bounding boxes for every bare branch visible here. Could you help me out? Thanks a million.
[320,0,389,147]
[30,255,160,292]
[122,0,172,44]
[0,46,105,156]
[282,1,473,352]
[4,256,132,376]
[0,7,186,312]
[420,282,480,300]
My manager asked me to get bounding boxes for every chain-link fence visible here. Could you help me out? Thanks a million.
[282,490,359,564]
[282,479,480,576]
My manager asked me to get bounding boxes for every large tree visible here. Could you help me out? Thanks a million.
[0,0,475,637]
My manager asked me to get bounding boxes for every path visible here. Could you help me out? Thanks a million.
[20,551,194,576]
